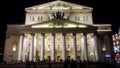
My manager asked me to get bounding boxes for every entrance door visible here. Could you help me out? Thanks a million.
[57,56,61,62]
[47,56,51,61]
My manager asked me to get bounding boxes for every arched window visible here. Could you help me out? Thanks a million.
[48,45,51,51]
[12,42,17,52]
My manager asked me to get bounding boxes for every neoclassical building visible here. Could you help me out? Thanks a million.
[4,0,113,63]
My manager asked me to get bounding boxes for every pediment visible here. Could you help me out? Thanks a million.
[25,0,93,11]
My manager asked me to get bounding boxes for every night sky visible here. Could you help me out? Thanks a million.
[0,0,120,34]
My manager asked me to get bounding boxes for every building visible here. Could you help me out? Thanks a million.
[4,0,113,63]
[112,28,120,63]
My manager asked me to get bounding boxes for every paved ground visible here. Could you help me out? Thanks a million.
[0,62,120,68]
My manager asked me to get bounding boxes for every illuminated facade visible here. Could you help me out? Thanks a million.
[4,0,113,63]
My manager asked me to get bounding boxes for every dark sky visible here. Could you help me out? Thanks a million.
[0,0,120,34]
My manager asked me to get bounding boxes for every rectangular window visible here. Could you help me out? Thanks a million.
[30,16,34,21]
[75,16,80,21]
[83,16,88,21]
[38,16,43,21]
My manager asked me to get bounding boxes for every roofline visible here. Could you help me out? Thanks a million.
[25,0,93,11]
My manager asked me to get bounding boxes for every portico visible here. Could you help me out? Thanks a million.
[17,19,99,62]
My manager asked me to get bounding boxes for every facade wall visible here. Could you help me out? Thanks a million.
[69,12,93,25]
[25,10,93,25]
[4,34,20,63]
[25,13,50,25]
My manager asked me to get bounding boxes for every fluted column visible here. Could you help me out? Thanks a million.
[51,33,55,61]
[40,33,45,61]
[93,34,99,61]
[29,33,34,61]
[73,33,77,61]
[62,33,66,61]
[82,33,88,61]
[18,33,24,62]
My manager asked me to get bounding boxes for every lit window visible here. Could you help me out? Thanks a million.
[12,43,17,51]
[48,45,51,51]
[67,45,70,51]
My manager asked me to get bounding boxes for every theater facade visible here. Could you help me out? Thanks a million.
[4,0,113,63]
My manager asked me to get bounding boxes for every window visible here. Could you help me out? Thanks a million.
[38,16,43,21]
[30,16,34,21]
[67,45,70,51]
[83,16,88,21]
[48,45,51,51]
[12,42,17,51]
[75,16,80,21]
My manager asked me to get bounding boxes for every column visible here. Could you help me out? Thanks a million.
[82,33,88,61]
[73,33,77,61]
[51,33,55,61]
[40,33,45,61]
[18,33,24,62]
[93,34,99,61]
[62,33,66,61]
[22,35,27,62]
[33,34,37,62]
[29,33,34,61]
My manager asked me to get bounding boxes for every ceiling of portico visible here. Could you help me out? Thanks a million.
[25,0,93,11]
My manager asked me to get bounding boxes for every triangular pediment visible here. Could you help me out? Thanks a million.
[24,19,95,29]
[25,0,93,11]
